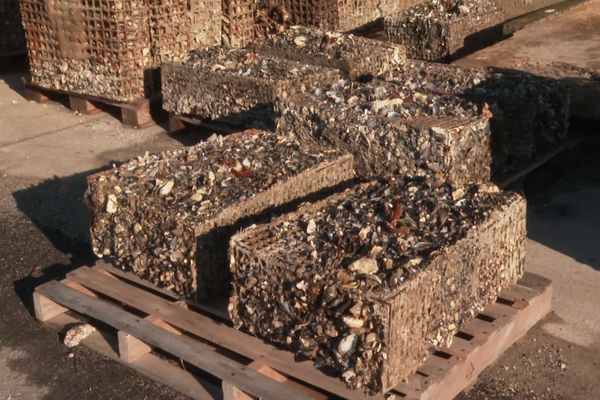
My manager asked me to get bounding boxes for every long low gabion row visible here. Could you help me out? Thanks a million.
[86,130,355,300]
[229,178,526,393]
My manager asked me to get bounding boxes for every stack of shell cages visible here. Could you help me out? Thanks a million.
[222,0,389,48]
[19,0,221,102]
[0,0,26,56]
[275,0,380,31]
[222,0,257,47]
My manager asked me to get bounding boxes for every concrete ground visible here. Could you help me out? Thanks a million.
[0,69,599,400]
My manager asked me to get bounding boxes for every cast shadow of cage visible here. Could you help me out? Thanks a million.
[523,121,600,271]
[11,169,101,315]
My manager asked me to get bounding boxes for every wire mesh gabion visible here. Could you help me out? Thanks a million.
[272,0,380,32]
[222,0,258,47]
[0,0,26,56]
[222,0,385,48]
[19,0,221,102]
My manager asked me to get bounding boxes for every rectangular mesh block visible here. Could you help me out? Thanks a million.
[149,0,221,64]
[229,178,526,393]
[276,79,491,185]
[161,47,341,129]
[255,25,406,80]
[0,0,26,55]
[86,130,355,301]
[276,0,380,32]
[387,61,571,173]
[222,0,389,47]
[385,0,505,61]
[222,0,257,47]
[19,0,221,101]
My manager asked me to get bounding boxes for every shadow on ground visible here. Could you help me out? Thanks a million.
[524,124,600,271]
[11,169,105,314]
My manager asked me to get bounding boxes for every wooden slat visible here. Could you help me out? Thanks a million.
[96,262,181,301]
[68,266,372,400]
[223,360,328,400]
[518,272,553,291]
[497,284,537,309]
[36,281,313,400]
[45,313,221,400]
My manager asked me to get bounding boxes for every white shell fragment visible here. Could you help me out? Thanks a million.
[348,257,378,274]
[63,324,96,348]
[338,333,358,355]
[343,316,365,329]
[160,180,175,196]
[106,194,118,214]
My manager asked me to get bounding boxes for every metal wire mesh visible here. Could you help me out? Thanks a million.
[276,0,379,31]
[0,0,26,55]
[222,0,257,47]
[20,0,221,101]
[150,0,220,64]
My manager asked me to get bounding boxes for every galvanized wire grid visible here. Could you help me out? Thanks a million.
[222,0,257,47]
[20,0,220,101]
[276,0,379,31]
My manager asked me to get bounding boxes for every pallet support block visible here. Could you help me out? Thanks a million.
[121,101,153,128]
[69,97,100,115]
[33,291,68,322]
[118,315,182,363]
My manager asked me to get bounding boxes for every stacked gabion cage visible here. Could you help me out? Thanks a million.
[149,0,221,64]
[222,0,257,47]
[19,0,221,102]
[276,0,380,31]
[222,0,387,47]
[0,0,26,56]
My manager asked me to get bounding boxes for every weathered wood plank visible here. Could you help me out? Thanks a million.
[36,281,313,400]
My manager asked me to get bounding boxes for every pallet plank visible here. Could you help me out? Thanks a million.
[96,262,180,301]
[68,266,371,399]
[36,281,313,400]
[45,313,221,400]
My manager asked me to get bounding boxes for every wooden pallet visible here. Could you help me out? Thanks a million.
[33,262,552,400]
[168,113,246,135]
[22,82,164,128]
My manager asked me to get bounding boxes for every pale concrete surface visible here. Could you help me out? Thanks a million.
[527,189,600,348]
[456,0,600,71]
[0,66,599,399]
[0,72,177,179]
[455,0,600,120]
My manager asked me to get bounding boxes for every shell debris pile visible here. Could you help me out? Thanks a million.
[276,77,492,185]
[255,25,407,80]
[86,129,354,300]
[386,60,571,175]
[229,177,526,393]
[385,0,505,60]
[161,46,341,129]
